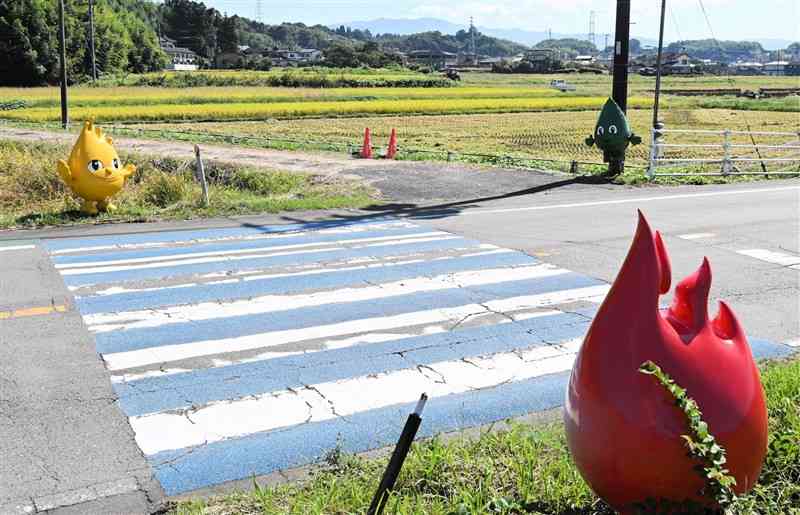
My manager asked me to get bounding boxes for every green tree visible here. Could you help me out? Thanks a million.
[217,15,239,54]
[90,3,132,75]
[0,0,58,86]
[120,10,168,73]
[323,42,360,67]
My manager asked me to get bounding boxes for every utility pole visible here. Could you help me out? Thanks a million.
[255,0,263,23]
[610,0,631,174]
[652,0,667,129]
[58,0,69,129]
[88,0,97,82]
[588,11,597,51]
[470,17,477,65]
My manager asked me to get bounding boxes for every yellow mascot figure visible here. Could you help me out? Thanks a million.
[57,121,136,214]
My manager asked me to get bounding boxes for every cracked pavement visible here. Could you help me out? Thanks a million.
[0,245,162,514]
[423,180,800,345]
[0,176,796,508]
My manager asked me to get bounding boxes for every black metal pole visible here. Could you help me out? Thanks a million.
[58,0,69,129]
[652,0,667,129]
[611,0,631,112]
[367,394,428,515]
[89,0,97,82]
[609,0,631,175]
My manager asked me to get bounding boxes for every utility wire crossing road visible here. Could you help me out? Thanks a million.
[43,218,793,496]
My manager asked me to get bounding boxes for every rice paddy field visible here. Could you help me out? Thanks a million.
[1,70,798,175]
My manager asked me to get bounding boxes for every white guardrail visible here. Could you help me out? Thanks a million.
[647,128,800,179]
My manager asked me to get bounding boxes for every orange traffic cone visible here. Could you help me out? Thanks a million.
[360,128,372,159]
[386,128,398,159]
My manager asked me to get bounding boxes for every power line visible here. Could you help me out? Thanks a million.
[694,0,767,173]
[469,16,477,65]
[667,4,683,42]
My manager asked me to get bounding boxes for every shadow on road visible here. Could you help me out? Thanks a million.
[241,174,613,232]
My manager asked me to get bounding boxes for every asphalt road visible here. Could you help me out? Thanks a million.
[415,180,800,344]
[1,177,797,513]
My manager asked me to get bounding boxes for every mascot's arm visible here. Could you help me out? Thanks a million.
[630,134,642,145]
[121,164,136,179]
[57,160,73,183]
[585,135,595,147]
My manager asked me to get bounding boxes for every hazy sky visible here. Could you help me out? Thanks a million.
[195,0,799,42]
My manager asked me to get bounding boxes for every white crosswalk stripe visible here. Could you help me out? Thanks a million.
[45,217,789,496]
[737,248,800,267]
[48,219,606,494]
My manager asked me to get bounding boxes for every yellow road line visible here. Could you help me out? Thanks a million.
[0,305,68,320]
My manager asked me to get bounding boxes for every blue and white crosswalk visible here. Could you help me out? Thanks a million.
[44,218,795,496]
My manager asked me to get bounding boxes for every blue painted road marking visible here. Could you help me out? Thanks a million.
[46,217,795,496]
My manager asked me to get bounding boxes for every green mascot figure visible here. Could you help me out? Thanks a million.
[585,98,642,163]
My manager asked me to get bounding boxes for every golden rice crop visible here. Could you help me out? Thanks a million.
[0,96,654,123]
[129,108,799,165]
[0,86,578,109]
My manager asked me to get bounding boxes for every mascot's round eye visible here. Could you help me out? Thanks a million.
[87,160,103,172]
[112,158,120,169]
[597,126,605,136]
[609,125,619,135]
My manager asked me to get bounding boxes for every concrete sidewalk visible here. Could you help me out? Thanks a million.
[0,242,161,514]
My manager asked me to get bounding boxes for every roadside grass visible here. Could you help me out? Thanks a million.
[51,104,796,186]
[0,140,376,230]
[172,356,799,515]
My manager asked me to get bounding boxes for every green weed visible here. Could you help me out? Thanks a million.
[0,140,375,229]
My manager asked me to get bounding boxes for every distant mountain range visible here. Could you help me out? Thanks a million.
[336,17,793,50]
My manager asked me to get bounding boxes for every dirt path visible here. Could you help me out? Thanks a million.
[0,126,612,204]
[0,125,400,176]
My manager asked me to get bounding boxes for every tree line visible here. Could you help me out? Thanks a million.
[0,0,532,86]
[0,0,166,86]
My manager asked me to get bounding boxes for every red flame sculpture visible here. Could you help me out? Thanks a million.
[564,211,767,511]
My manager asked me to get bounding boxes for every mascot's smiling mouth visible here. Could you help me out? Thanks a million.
[91,170,125,182]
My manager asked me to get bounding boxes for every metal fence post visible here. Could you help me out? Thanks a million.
[721,129,732,175]
[647,126,659,180]
[194,145,210,207]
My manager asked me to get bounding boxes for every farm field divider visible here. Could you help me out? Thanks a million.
[0,96,655,124]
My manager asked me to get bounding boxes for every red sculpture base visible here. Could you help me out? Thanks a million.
[564,211,767,511]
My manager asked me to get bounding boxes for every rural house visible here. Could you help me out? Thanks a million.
[764,60,790,76]
[731,61,765,74]
[159,36,199,71]
[664,52,695,74]
[268,49,324,67]
[407,50,458,70]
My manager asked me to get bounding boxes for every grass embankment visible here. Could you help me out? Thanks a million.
[0,140,375,229]
[95,68,454,89]
[174,356,800,515]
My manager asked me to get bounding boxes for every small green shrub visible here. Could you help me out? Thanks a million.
[140,171,191,207]
[0,141,66,206]
[227,169,306,195]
